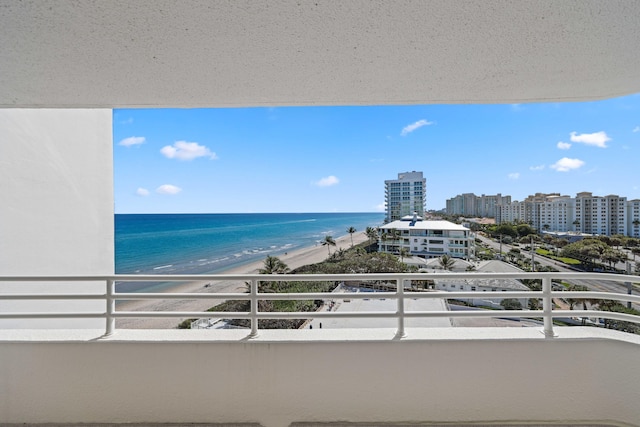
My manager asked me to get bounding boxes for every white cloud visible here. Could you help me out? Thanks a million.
[507,172,520,180]
[156,184,182,195]
[136,187,150,197]
[119,136,145,147]
[633,126,640,133]
[569,131,611,148]
[557,141,571,150]
[314,175,339,187]
[550,157,585,172]
[401,119,433,136]
[160,141,218,161]
[529,165,545,171]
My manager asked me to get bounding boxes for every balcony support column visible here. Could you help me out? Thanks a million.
[542,277,556,338]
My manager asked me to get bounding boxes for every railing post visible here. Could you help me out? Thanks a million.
[105,279,115,336]
[626,262,633,309]
[396,276,406,338]
[248,278,258,338]
[542,277,556,338]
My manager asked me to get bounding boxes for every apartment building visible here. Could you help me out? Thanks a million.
[496,192,635,236]
[384,171,426,222]
[629,199,640,238]
[535,194,575,232]
[496,199,528,224]
[574,192,627,236]
[446,193,510,218]
[379,215,474,259]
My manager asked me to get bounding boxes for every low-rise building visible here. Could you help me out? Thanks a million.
[379,214,474,259]
[433,260,530,309]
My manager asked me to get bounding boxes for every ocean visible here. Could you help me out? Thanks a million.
[115,212,384,277]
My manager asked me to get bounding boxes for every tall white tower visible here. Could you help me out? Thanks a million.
[384,171,426,222]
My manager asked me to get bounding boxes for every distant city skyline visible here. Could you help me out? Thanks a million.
[113,94,640,213]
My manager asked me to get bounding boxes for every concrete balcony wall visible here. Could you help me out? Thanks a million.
[0,109,113,328]
[1,328,639,427]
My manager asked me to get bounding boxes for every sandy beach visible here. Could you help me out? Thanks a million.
[117,231,370,329]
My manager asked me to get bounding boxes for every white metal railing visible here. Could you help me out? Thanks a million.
[1,272,639,338]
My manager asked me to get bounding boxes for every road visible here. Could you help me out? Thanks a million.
[476,234,639,307]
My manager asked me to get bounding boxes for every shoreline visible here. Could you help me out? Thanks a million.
[117,231,371,329]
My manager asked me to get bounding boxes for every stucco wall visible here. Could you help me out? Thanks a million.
[1,328,639,427]
[0,109,113,328]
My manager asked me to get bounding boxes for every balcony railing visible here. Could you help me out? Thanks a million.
[1,272,639,338]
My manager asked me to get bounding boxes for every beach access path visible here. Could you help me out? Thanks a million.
[117,231,370,329]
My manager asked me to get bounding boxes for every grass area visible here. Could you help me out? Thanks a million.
[178,243,412,329]
[535,248,581,265]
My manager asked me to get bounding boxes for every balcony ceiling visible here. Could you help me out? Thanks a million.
[2,0,640,108]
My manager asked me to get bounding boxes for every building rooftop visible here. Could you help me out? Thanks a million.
[381,220,469,231]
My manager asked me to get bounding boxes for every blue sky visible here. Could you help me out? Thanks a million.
[113,94,640,213]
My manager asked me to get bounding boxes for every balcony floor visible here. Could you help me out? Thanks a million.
[7,423,627,427]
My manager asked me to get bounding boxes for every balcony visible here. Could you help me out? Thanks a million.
[2,271,640,427]
[3,2,640,426]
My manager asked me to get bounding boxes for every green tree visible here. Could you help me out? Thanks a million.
[322,235,337,256]
[516,223,536,238]
[489,223,518,238]
[438,254,456,271]
[259,255,290,274]
[347,226,357,247]
[258,255,290,293]
[572,219,580,232]
[382,228,401,254]
[508,248,521,263]
[565,284,589,310]
[500,299,522,310]
[399,247,409,263]
[365,226,378,248]
[610,236,622,249]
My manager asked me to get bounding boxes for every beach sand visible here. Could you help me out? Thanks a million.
[117,231,370,329]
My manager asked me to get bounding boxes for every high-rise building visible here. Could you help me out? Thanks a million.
[496,192,634,236]
[446,193,510,218]
[629,199,640,238]
[384,171,426,222]
[574,192,627,236]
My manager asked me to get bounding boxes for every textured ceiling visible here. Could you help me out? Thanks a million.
[2,0,640,108]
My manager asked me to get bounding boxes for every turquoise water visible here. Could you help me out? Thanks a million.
[115,213,383,276]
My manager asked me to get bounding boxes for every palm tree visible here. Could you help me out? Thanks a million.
[322,235,336,256]
[438,254,456,271]
[380,232,389,252]
[365,226,378,250]
[399,247,409,263]
[257,255,289,293]
[387,228,401,254]
[259,255,290,274]
[572,219,580,232]
[347,226,357,247]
